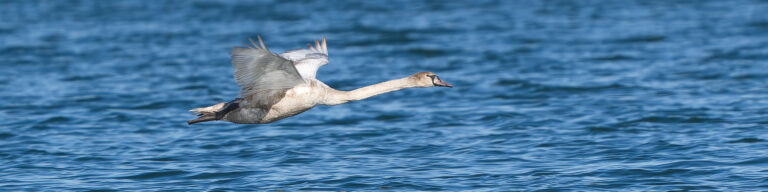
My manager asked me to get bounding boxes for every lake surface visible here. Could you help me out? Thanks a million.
[2,0,768,191]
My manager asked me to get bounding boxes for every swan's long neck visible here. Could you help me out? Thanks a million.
[322,77,413,105]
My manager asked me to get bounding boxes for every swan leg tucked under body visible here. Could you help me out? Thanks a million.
[188,36,452,125]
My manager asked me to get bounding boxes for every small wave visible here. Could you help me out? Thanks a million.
[735,157,768,165]
[375,114,408,121]
[74,156,111,162]
[626,116,724,124]
[584,54,636,62]
[612,35,666,43]
[322,175,374,184]
[397,144,446,154]
[494,78,632,93]
[586,126,618,133]
[729,73,768,80]
[405,48,452,57]
[185,171,254,180]
[69,95,104,103]
[534,83,630,93]
[0,45,51,57]
[277,157,321,165]
[176,84,211,91]
[21,149,70,156]
[60,74,110,82]
[39,116,71,124]
[113,100,174,110]
[141,157,181,162]
[83,189,118,192]
[378,181,443,191]
[748,21,768,28]
[701,49,768,62]
[118,170,190,180]
[324,117,367,125]
[0,132,15,139]
[649,160,726,169]
[0,27,14,34]
[727,138,764,143]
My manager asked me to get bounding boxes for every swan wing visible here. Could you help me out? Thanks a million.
[279,37,328,79]
[230,36,305,97]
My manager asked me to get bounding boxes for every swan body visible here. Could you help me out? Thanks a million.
[188,36,452,125]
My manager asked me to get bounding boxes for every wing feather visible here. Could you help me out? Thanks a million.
[230,35,304,97]
[279,36,329,79]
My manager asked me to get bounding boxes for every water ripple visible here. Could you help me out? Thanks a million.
[2,0,768,191]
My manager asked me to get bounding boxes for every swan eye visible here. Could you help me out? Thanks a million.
[426,74,437,81]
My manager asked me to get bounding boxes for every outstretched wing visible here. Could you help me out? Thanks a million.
[230,36,305,97]
[279,37,329,79]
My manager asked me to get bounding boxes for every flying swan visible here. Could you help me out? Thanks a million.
[188,35,452,124]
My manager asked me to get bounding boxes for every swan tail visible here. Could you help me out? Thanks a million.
[187,99,243,125]
[188,113,216,125]
[187,102,226,125]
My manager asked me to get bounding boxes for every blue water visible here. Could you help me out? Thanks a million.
[3,0,768,191]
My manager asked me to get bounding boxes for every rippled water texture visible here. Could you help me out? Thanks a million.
[3,0,768,191]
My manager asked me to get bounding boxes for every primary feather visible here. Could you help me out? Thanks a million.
[230,36,305,97]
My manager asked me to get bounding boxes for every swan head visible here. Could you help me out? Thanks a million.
[410,72,453,88]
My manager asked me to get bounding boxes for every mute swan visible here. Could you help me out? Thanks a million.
[188,35,452,125]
